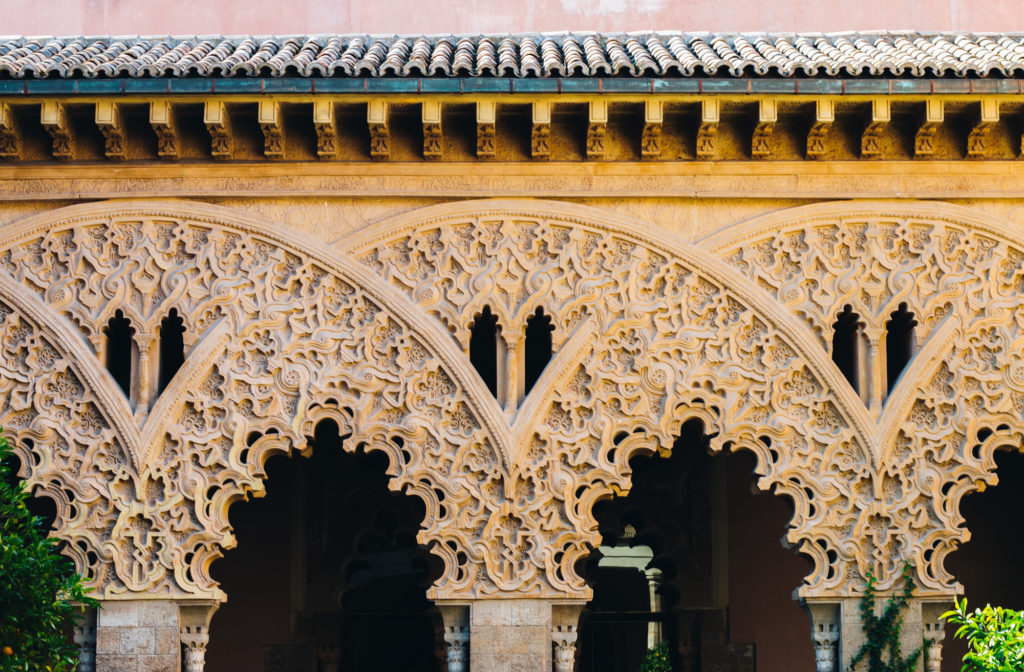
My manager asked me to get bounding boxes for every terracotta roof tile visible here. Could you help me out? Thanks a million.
[1,33,1024,79]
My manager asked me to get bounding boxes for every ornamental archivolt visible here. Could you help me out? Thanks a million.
[0,202,510,601]
[705,201,1024,596]
[346,199,873,598]
[5,198,1021,605]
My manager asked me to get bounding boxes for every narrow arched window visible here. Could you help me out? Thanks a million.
[886,303,917,392]
[158,308,186,395]
[103,310,134,397]
[832,305,861,393]
[523,307,554,396]
[469,306,500,398]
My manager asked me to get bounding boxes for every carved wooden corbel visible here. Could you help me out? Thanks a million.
[914,99,943,158]
[149,101,179,159]
[697,99,719,159]
[586,99,608,160]
[40,101,74,160]
[531,101,551,160]
[94,101,126,160]
[752,99,777,159]
[967,99,999,159]
[368,100,390,159]
[642,100,662,159]
[861,99,890,158]
[806,99,834,159]
[313,101,338,159]
[0,104,21,160]
[258,100,285,159]
[422,100,443,160]
[203,101,233,160]
[476,101,496,159]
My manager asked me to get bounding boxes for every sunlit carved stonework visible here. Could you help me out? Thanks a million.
[3,196,1023,670]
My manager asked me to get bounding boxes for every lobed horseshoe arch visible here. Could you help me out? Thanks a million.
[703,199,1024,596]
[342,198,879,599]
[0,199,511,602]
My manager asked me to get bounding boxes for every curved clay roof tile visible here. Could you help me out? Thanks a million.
[518,37,542,77]
[354,39,389,76]
[379,38,412,76]
[496,37,519,77]
[645,37,683,75]
[539,37,565,76]
[402,37,432,76]
[427,38,454,76]
[476,37,497,76]
[561,36,589,76]
[624,37,658,74]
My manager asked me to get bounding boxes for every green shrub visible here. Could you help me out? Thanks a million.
[638,640,673,672]
[0,430,97,671]
[849,562,924,672]
[943,599,1024,672]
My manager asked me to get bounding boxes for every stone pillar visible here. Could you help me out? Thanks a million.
[923,601,952,672]
[552,604,583,672]
[646,567,663,649]
[94,600,180,672]
[804,600,840,672]
[439,603,470,672]
[73,607,97,672]
[179,602,219,672]
[457,599,584,672]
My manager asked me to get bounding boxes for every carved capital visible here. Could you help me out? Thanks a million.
[804,601,840,672]
[73,609,97,672]
[552,625,578,672]
[317,644,341,672]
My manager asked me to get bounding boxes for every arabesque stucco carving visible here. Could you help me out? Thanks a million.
[1,198,1020,605]
[705,201,1024,596]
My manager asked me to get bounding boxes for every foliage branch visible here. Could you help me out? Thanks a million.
[943,598,1024,672]
[848,562,925,672]
[0,430,97,672]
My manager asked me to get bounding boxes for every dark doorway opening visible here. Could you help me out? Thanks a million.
[206,420,444,672]
[943,449,1024,672]
[577,420,815,672]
